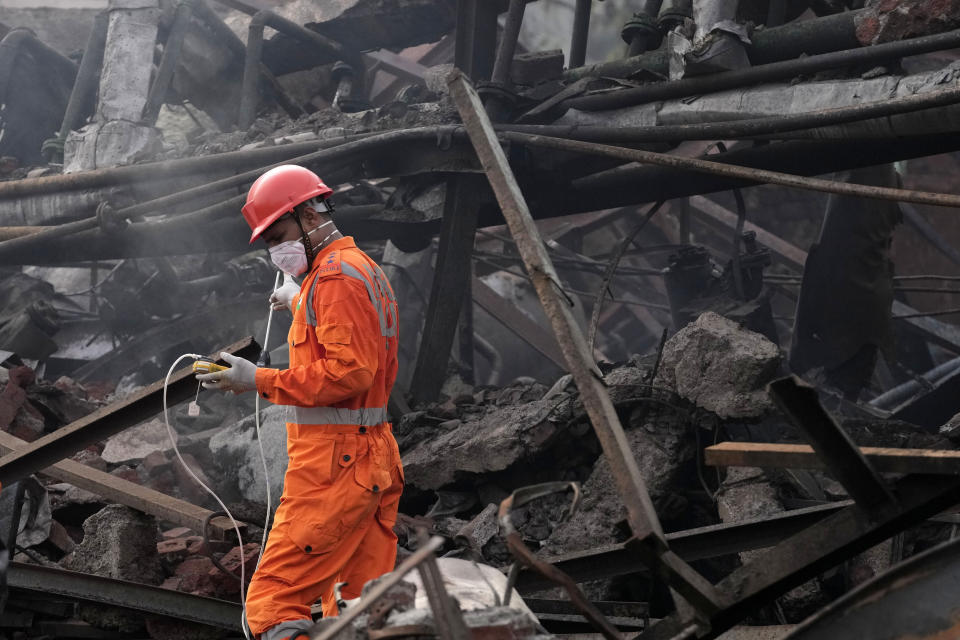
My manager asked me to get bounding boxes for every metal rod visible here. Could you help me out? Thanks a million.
[569,0,591,68]
[567,25,960,112]
[0,338,258,487]
[505,132,960,209]
[490,0,526,85]
[143,0,195,125]
[309,536,445,640]
[43,10,108,162]
[238,11,266,130]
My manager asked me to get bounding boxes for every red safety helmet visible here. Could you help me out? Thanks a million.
[241,165,334,243]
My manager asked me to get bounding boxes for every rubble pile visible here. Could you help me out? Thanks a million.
[4,0,960,638]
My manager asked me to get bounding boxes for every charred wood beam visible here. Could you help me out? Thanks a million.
[449,69,727,619]
[706,441,960,475]
[0,338,259,488]
[409,175,486,403]
[0,430,238,536]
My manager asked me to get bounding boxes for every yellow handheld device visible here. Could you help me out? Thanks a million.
[192,358,228,374]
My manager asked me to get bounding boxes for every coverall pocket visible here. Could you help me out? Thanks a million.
[286,519,340,556]
[354,452,393,496]
[289,321,309,347]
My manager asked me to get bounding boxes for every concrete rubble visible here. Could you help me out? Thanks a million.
[2,0,960,639]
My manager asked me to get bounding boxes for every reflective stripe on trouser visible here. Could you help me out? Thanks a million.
[289,405,388,426]
[245,425,404,635]
[262,619,313,640]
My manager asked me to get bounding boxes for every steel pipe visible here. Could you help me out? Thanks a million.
[43,11,108,163]
[491,0,526,85]
[567,24,960,112]
[238,11,266,130]
[564,9,862,82]
[143,0,195,125]
[568,0,591,69]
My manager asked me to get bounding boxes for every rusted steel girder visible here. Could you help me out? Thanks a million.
[8,562,241,629]
[0,337,259,488]
[448,69,726,622]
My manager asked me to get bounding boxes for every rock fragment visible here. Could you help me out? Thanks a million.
[655,311,781,418]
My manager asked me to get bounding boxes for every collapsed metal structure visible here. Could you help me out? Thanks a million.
[3,0,960,638]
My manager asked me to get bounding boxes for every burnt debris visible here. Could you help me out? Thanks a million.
[2,1,960,639]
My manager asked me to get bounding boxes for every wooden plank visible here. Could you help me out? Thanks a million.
[0,429,237,536]
[706,441,960,475]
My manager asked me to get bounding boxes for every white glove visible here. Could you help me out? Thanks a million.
[196,352,258,394]
[269,273,300,312]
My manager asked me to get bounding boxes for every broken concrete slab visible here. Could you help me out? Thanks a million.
[545,407,696,554]
[101,418,175,465]
[401,393,572,491]
[655,311,781,419]
[61,503,162,585]
[208,403,288,506]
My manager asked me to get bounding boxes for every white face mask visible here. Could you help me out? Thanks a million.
[269,240,308,276]
[267,220,337,276]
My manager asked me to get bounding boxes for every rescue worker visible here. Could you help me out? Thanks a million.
[196,165,403,640]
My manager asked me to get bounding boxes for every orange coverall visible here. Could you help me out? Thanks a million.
[245,237,402,640]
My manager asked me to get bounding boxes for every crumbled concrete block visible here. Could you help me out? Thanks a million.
[209,404,288,505]
[546,409,695,554]
[655,311,781,418]
[62,504,162,585]
[102,418,174,465]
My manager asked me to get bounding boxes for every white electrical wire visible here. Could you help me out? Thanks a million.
[162,273,282,640]
[163,354,254,639]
